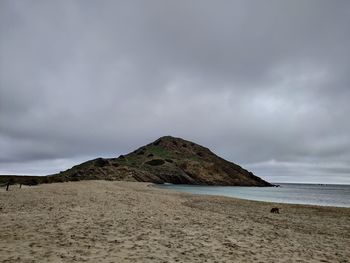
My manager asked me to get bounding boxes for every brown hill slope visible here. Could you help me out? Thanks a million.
[48,136,271,186]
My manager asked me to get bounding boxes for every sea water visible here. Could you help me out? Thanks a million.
[156,183,350,208]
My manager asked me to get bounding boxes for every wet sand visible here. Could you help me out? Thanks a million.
[1,180,349,262]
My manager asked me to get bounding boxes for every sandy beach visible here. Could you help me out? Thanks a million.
[1,181,349,263]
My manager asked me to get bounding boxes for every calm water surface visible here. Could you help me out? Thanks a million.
[156,183,350,207]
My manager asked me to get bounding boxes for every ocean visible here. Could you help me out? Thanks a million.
[156,183,350,208]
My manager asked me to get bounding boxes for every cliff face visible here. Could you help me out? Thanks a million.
[49,136,271,186]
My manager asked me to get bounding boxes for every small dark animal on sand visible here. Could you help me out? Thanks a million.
[270,207,280,214]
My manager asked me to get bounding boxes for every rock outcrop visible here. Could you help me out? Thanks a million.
[48,136,271,186]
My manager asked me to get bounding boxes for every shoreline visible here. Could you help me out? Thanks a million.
[4,180,349,209]
[152,183,350,209]
[1,180,349,262]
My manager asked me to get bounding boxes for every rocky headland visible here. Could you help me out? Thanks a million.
[1,136,271,186]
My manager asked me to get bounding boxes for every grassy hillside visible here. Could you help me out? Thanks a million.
[1,136,272,187]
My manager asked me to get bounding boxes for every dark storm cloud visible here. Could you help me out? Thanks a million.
[1,0,350,183]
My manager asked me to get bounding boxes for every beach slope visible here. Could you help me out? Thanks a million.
[1,181,349,262]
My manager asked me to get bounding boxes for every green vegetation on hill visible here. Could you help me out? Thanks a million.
[0,136,272,186]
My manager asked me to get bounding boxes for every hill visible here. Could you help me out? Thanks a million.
[46,136,271,186]
[0,175,41,186]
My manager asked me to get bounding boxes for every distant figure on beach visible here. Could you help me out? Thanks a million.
[270,207,280,214]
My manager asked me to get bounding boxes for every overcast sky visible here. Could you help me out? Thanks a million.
[1,0,350,184]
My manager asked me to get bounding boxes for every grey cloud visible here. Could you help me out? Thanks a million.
[1,0,350,183]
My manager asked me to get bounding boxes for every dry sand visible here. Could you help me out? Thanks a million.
[0,180,349,263]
